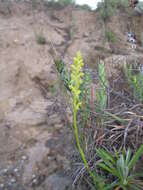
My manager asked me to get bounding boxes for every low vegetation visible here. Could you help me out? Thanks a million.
[54,51,143,190]
[35,32,47,45]
[105,30,118,43]
[50,1,143,189]
[97,0,129,21]
[45,0,75,8]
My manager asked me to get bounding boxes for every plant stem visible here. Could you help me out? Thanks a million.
[73,99,99,187]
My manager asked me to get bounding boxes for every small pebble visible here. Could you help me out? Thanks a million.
[21,156,27,160]
[11,178,16,183]
[32,174,36,179]
[14,168,18,173]
[3,168,8,174]
[32,178,37,184]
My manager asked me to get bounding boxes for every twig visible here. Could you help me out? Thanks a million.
[124,119,133,150]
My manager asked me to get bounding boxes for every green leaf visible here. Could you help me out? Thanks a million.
[130,184,141,190]
[96,163,113,173]
[96,149,116,164]
[125,149,132,165]
[128,172,143,179]
[104,181,119,190]
[128,145,143,170]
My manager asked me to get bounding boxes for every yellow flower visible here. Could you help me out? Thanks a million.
[70,52,84,111]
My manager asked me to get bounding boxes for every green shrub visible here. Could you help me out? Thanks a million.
[117,0,129,10]
[98,0,128,20]
[75,4,91,11]
[57,0,75,6]
[124,64,143,103]
[99,2,115,21]
[47,0,75,7]
[105,30,117,43]
[35,32,47,45]
[55,59,71,91]
[135,1,143,14]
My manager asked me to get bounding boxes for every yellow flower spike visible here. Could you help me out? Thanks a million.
[70,52,84,110]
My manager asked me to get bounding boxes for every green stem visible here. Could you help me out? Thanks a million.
[73,98,99,187]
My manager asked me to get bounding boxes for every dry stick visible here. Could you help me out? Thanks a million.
[130,104,143,110]
[124,119,134,151]
[72,165,86,187]
[111,134,124,146]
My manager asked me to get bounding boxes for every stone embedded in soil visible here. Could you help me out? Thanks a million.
[10,178,16,183]
[2,169,8,175]
[42,174,72,190]
[21,156,28,160]
[30,174,46,187]
[13,168,18,173]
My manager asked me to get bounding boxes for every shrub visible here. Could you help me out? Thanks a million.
[35,32,46,45]
[47,0,75,8]
[99,2,115,21]
[57,0,75,6]
[98,0,129,21]
[117,0,128,10]
[135,1,143,14]
[55,59,71,91]
[105,30,117,43]
[75,4,91,11]
[124,64,143,103]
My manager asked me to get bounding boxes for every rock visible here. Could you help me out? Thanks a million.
[10,178,16,183]
[21,156,28,161]
[14,168,19,173]
[2,168,8,175]
[44,174,72,190]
